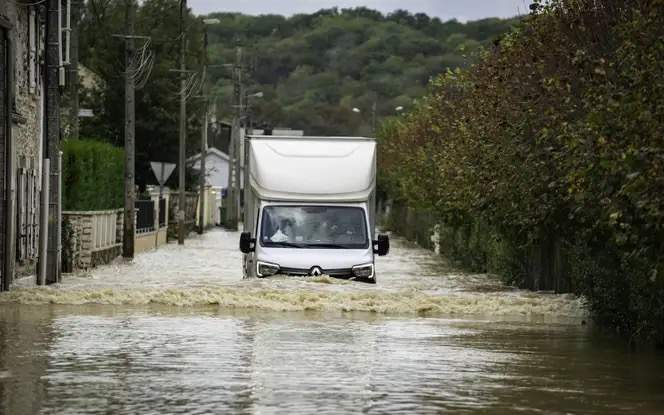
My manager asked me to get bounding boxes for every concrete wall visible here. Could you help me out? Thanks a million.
[135,188,169,253]
[135,228,167,254]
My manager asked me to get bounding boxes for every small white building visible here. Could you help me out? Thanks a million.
[188,147,244,222]
[188,147,232,191]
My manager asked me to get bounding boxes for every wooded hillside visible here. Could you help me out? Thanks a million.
[77,2,518,189]
[204,8,518,136]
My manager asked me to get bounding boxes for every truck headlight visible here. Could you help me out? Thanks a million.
[352,263,374,279]
[257,261,280,277]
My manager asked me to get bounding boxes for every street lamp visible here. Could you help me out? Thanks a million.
[352,104,405,135]
[351,104,376,135]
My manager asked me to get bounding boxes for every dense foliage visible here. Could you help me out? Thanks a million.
[77,1,517,189]
[62,139,124,211]
[205,8,518,136]
[78,0,206,189]
[379,0,664,344]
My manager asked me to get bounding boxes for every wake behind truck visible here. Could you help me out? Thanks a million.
[239,135,389,283]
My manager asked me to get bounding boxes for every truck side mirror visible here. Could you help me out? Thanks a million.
[239,232,256,253]
[374,234,390,256]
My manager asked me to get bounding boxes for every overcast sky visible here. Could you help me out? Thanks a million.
[188,0,533,22]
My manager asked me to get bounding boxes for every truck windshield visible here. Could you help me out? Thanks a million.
[260,206,369,249]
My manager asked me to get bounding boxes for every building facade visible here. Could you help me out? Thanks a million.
[1,1,47,289]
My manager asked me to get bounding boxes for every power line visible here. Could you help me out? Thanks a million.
[112,34,154,89]
[7,0,47,6]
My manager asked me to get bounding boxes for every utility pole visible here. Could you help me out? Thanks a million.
[46,0,62,283]
[122,0,136,259]
[225,46,243,231]
[68,0,81,139]
[198,25,209,235]
[178,0,187,244]
[198,96,208,234]
[235,57,243,227]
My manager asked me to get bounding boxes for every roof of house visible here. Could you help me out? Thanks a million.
[186,147,230,164]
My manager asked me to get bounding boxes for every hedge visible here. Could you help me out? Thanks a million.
[378,0,663,345]
[62,139,124,211]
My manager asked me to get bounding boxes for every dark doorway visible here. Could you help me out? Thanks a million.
[0,28,8,290]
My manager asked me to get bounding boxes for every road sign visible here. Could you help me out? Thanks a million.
[150,162,176,186]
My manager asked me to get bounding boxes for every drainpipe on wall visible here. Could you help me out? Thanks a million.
[46,0,62,284]
[38,158,49,285]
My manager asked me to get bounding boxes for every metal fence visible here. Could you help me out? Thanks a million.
[168,192,198,226]
[136,200,155,233]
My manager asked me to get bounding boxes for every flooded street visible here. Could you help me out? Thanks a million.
[1,229,663,414]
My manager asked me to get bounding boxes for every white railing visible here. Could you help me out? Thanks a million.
[91,210,119,250]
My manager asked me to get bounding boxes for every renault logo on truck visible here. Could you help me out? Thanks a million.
[310,267,323,276]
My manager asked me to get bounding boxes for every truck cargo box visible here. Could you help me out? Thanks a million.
[246,136,376,202]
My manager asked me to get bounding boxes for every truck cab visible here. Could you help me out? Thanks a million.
[239,135,389,283]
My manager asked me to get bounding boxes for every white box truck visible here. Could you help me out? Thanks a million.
[239,135,389,283]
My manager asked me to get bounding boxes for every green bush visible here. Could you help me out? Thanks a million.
[62,139,124,211]
[379,0,664,345]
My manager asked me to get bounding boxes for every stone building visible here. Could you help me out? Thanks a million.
[1,1,48,289]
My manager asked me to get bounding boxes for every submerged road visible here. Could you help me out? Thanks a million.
[1,228,663,413]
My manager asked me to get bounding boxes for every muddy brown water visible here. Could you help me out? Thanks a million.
[1,229,663,414]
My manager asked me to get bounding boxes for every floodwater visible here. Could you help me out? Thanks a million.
[1,229,663,414]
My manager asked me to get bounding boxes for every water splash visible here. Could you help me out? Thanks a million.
[0,285,585,317]
[0,229,586,319]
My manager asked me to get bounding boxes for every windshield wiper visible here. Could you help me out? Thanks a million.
[307,243,349,249]
[267,241,305,248]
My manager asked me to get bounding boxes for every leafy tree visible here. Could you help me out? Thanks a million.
[379,0,664,345]
[79,0,204,189]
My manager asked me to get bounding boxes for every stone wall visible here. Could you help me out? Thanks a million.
[62,210,123,272]
[0,2,44,168]
[62,196,170,272]
[1,2,47,280]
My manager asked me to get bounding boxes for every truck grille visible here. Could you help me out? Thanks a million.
[279,267,353,278]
